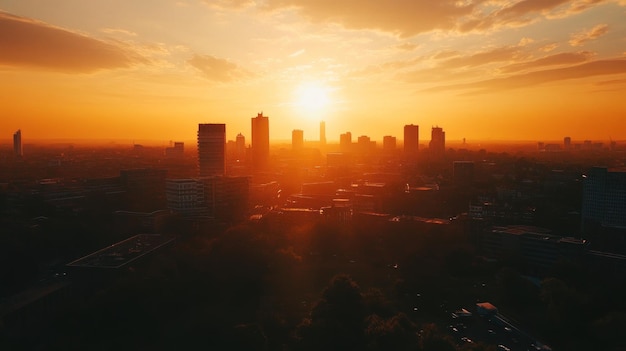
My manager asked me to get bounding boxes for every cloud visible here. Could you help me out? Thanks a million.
[438,46,523,69]
[395,42,419,51]
[209,0,609,36]
[569,24,609,46]
[187,54,251,82]
[539,43,559,52]
[425,59,626,93]
[0,12,146,73]
[263,0,477,36]
[500,51,594,72]
[101,28,137,37]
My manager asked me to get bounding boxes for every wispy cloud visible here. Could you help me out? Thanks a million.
[0,12,146,73]
[425,59,626,94]
[500,51,594,72]
[569,24,609,46]
[187,54,252,82]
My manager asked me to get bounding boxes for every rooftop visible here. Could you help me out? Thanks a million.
[67,234,174,269]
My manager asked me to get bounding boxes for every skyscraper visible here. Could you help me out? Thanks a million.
[383,136,396,152]
[292,129,304,151]
[429,126,445,154]
[251,112,269,171]
[320,121,326,145]
[403,124,419,154]
[13,129,23,157]
[340,132,352,153]
[198,123,225,177]
[235,133,246,161]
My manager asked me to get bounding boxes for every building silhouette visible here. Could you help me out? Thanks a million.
[292,129,304,151]
[340,132,352,153]
[251,112,269,171]
[198,124,225,177]
[383,136,396,152]
[582,167,626,230]
[403,124,419,155]
[165,141,184,158]
[235,133,246,161]
[320,121,326,145]
[429,126,445,154]
[564,136,572,150]
[13,129,23,157]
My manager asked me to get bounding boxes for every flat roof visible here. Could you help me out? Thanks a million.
[67,234,174,269]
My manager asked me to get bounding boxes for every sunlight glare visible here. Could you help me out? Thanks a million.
[294,82,330,111]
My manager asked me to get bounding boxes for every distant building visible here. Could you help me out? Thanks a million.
[165,141,184,158]
[480,225,586,273]
[383,136,396,152]
[404,124,419,154]
[357,135,375,154]
[13,129,23,157]
[251,112,270,171]
[198,124,225,177]
[166,176,249,220]
[235,133,246,161]
[340,132,352,152]
[564,136,571,150]
[429,126,445,154]
[320,121,326,145]
[292,129,304,151]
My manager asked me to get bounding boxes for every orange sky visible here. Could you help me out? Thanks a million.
[1,1,626,144]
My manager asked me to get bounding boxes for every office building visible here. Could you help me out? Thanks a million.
[198,124,225,177]
[251,112,269,171]
[166,176,249,220]
[582,167,626,229]
[429,126,445,154]
[383,136,396,152]
[13,129,23,157]
[403,124,419,154]
[235,133,246,161]
[120,168,168,211]
[564,136,571,150]
[292,129,304,151]
[340,132,352,153]
[320,121,326,145]
[165,142,184,158]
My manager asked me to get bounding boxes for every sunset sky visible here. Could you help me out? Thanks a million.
[2,0,626,144]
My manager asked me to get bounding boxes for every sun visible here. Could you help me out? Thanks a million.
[294,82,331,111]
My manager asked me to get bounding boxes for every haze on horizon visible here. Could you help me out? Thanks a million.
[1,0,625,143]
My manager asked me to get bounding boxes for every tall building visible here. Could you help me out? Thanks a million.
[383,136,396,152]
[429,126,445,154]
[340,132,352,152]
[582,167,626,230]
[320,121,326,145]
[235,133,246,161]
[403,124,419,154]
[292,129,304,151]
[564,136,572,150]
[13,129,23,157]
[198,124,225,177]
[251,112,269,171]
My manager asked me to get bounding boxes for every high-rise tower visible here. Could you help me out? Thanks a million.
[13,129,23,157]
[292,129,304,151]
[197,124,225,177]
[429,126,445,154]
[404,124,419,154]
[251,112,269,171]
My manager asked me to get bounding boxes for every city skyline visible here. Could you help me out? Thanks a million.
[1,2,626,143]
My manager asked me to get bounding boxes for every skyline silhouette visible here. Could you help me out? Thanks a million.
[1,2,626,142]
